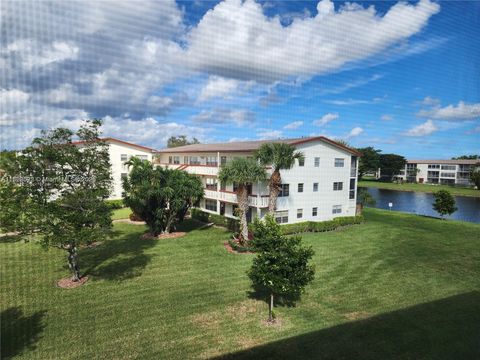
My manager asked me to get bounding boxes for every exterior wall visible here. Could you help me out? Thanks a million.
[157,139,358,224]
[396,161,477,186]
[108,142,153,199]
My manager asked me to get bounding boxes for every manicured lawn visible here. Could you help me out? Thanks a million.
[111,207,132,220]
[359,179,480,197]
[2,209,479,359]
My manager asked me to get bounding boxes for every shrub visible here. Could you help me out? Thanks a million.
[281,215,364,235]
[105,199,124,210]
[190,209,240,232]
[129,212,143,222]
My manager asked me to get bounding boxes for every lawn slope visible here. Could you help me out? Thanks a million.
[1,209,479,359]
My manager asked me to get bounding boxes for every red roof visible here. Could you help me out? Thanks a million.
[72,137,156,152]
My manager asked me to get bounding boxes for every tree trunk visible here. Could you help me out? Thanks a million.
[268,169,281,215]
[268,293,274,322]
[67,244,81,281]
[237,185,249,244]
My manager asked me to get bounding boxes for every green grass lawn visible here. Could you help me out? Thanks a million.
[2,209,479,359]
[111,207,132,220]
[359,179,480,197]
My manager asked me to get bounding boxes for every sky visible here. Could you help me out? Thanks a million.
[1,0,479,158]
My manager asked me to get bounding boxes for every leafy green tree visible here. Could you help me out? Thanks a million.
[452,155,479,160]
[122,158,203,235]
[255,143,303,214]
[0,119,112,281]
[432,190,457,219]
[218,157,266,243]
[356,187,376,214]
[357,147,381,179]
[248,215,315,322]
[166,135,200,148]
[470,167,480,189]
[379,153,406,180]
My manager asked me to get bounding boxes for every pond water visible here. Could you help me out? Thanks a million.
[362,187,480,224]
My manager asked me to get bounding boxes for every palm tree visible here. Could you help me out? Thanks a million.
[218,157,266,244]
[255,143,304,214]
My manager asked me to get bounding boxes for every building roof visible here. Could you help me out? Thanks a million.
[407,159,478,165]
[156,136,362,156]
[73,137,157,152]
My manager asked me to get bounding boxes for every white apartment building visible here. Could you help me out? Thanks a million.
[396,159,478,186]
[74,138,155,199]
[155,137,361,224]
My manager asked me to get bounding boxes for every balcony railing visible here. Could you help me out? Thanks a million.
[204,189,269,208]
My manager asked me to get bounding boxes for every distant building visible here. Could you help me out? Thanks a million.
[156,136,361,224]
[395,159,478,186]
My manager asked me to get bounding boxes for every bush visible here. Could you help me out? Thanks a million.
[105,199,124,210]
[129,212,143,222]
[281,215,364,235]
[191,209,240,232]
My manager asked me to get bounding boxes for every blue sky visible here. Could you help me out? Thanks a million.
[1,0,479,158]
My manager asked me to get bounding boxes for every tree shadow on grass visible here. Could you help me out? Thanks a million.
[0,234,23,244]
[80,229,156,281]
[216,291,480,360]
[247,285,301,309]
[1,307,47,359]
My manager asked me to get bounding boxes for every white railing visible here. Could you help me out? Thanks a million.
[204,189,269,207]
[185,165,219,176]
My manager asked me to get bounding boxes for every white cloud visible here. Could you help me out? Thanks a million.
[417,101,480,121]
[191,108,255,127]
[313,113,339,126]
[346,126,364,139]
[381,114,393,121]
[257,129,283,140]
[198,76,239,102]
[405,119,438,137]
[319,74,383,95]
[283,121,303,130]
[186,0,440,82]
[421,96,440,106]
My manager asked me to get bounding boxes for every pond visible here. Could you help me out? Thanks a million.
[361,187,480,224]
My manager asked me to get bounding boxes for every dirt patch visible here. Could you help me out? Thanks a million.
[261,318,283,327]
[140,232,186,240]
[112,219,146,225]
[57,276,89,289]
[190,311,222,329]
[344,311,371,321]
[223,241,254,254]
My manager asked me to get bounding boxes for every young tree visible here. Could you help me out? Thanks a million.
[357,147,381,179]
[248,215,315,322]
[218,157,266,243]
[122,158,203,235]
[0,120,112,281]
[470,166,480,189]
[379,153,406,181]
[166,135,200,148]
[432,190,457,219]
[255,143,304,214]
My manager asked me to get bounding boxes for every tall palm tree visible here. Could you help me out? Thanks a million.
[218,157,266,244]
[255,143,304,214]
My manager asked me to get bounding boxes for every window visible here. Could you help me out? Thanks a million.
[313,183,318,192]
[297,209,303,219]
[314,157,320,167]
[349,179,355,199]
[441,172,455,178]
[298,158,305,167]
[121,154,128,161]
[334,158,345,167]
[136,155,148,161]
[172,156,180,164]
[333,182,343,191]
[205,177,217,190]
[332,205,342,214]
[206,156,217,166]
[441,165,456,170]
[220,181,226,191]
[312,207,318,216]
[184,156,188,164]
[220,156,227,165]
[278,184,289,197]
[168,156,173,164]
[298,183,304,193]
[428,164,440,169]
[189,156,200,165]
[275,210,289,224]
[205,199,217,212]
[121,173,128,179]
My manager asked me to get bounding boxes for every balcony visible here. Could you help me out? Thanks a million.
[157,163,219,176]
[204,189,269,208]
[350,167,357,177]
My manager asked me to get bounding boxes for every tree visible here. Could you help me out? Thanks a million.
[356,187,376,214]
[122,158,203,235]
[379,153,406,180]
[167,135,200,148]
[357,147,381,179]
[218,157,266,243]
[248,215,315,322]
[255,143,303,214]
[452,155,479,160]
[0,119,112,281]
[432,190,457,219]
[470,166,480,189]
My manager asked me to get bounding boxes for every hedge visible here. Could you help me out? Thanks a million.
[191,208,240,232]
[105,199,125,210]
[281,215,364,235]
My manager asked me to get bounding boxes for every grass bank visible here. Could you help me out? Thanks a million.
[359,179,479,197]
[2,209,479,359]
